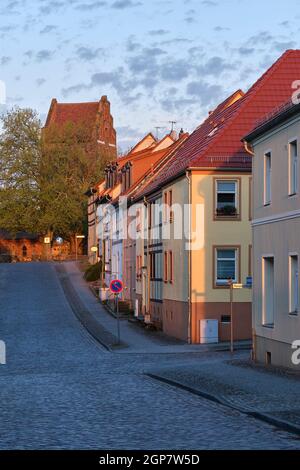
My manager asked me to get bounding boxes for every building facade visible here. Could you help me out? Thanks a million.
[245,101,300,368]
[130,50,300,343]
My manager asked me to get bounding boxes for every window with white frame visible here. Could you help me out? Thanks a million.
[289,140,298,195]
[289,254,299,314]
[216,180,238,217]
[215,248,238,286]
[262,256,274,326]
[264,151,272,205]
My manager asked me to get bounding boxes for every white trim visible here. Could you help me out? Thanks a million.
[252,208,300,226]
[263,149,272,206]
[289,253,299,314]
[288,138,298,196]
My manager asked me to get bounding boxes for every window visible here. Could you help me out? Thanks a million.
[221,315,231,323]
[289,140,298,195]
[164,251,174,283]
[136,255,142,280]
[163,190,174,223]
[249,245,252,277]
[289,255,298,314]
[169,251,173,283]
[136,208,141,232]
[216,180,238,217]
[264,152,272,205]
[150,253,156,280]
[215,248,238,286]
[164,252,168,282]
[169,190,174,222]
[262,257,274,326]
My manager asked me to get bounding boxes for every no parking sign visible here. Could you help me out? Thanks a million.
[110,279,123,295]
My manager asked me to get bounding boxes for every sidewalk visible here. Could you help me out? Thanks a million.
[56,261,251,354]
[148,354,300,434]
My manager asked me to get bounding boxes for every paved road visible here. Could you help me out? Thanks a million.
[0,263,299,449]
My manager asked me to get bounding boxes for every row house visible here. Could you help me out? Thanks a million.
[125,50,300,343]
[244,99,300,368]
[94,132,184,301]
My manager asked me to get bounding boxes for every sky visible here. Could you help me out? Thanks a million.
[0,0,300,151]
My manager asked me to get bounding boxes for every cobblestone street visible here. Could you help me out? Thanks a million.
[0,263,299,449]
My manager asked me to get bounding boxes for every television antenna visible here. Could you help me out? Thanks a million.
[168,120,177,132]
[154,126,165,139]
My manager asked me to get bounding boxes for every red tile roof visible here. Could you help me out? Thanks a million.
[45,99,100,127]
[143,50,300,193]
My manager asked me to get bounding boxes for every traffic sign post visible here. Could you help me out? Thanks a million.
[110,280,124,344]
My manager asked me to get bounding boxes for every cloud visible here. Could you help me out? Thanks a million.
[62,83,88,97]
[36,49,54,62]
[0,24,18,33]
[238,47,255,56]
[249,31,274,46]
[197,56,236,76]
[186,80,223,106]
[0,56,12,65]
[201,0,217,6]
[75,1,106,10]
[36,78,46,86]
[160,59,190,81]
[40,24,57,34]
[272,41,296,52]
[75,46,104,61]
[214,26,230,32]
[39,1,65,15]
[148,29,169,36]
[111,0,142,9]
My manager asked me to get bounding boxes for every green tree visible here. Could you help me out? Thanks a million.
[0,107,41,233]
[0,107,111,246]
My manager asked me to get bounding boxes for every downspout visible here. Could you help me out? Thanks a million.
[186,170,192,344]
[243,140,254,156]
[243,138,255,358]
[144,196,150,316]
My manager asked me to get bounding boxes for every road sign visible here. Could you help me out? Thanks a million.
[110,279,123,294]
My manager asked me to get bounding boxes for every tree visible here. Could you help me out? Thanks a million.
[0,107,111,247]
[0,107,41,233]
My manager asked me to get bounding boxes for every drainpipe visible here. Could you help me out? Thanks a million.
[243,140,254,156]
[186,170,192,344]
[144,196,150,316]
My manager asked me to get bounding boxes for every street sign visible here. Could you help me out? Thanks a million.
[246,276,253,288]
[110,279,123,294]
[44,237,50,244]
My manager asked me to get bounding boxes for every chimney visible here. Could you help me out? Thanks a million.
[179,128,184,139]
[169,130,178,141]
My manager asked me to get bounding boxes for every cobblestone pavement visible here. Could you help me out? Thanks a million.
[0,263,299,449]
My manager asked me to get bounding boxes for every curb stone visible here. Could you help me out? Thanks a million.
[146,373,300,437]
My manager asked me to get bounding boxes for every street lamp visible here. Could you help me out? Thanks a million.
[75,234,85,261]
